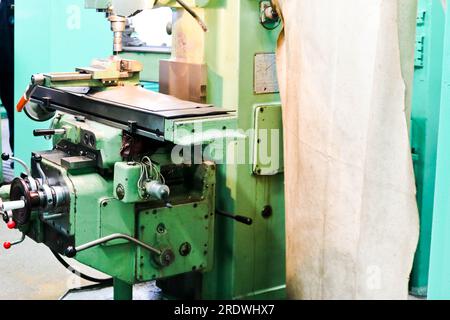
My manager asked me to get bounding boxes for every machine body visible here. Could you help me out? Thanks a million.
[8,0,285,300]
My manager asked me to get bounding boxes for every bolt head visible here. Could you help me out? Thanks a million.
[116,184,125,200]
[179,242,192,257]
[156,249,175,267]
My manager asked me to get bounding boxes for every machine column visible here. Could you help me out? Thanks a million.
[113,278,133,300]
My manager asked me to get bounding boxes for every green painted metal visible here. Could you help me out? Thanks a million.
[70,173,138,283]
[15,0,285,300]
[113,162,143,203]
[410,0,446,297]
[114,278,133,300]
[425,0,450,300]
[14,0,110,174]
[252,104,283,176]
[51,115,123,169]
[164,115,238,145]
[200,0,286,300]
[22,123,217,286]
[137,163,216,282]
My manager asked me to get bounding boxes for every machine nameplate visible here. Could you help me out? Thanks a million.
[254,53,279,95]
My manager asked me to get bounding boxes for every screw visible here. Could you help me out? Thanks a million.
[179,242,192,256]
[157,223,166,234]
[116,184,125,200]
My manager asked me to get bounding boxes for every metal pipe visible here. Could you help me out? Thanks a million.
[68,233,162,257]
[10,156,31,178]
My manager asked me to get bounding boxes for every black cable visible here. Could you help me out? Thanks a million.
[175,0,208,32]
[51,249,113,285]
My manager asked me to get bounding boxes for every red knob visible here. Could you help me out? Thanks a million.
[7,220,16,230]
[3,242,11,250]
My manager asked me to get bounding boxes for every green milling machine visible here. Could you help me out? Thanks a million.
[1,0,286,300]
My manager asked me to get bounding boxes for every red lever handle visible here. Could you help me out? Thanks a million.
[16,95,28,113]
[6,220,16,230]
[3,242,11,250]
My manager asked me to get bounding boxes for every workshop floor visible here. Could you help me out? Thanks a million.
[0,119,108,300]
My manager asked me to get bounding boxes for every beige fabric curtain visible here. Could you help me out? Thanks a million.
[274,0,420,299]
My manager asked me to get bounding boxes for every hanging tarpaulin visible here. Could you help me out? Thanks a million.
[274,0,420,299]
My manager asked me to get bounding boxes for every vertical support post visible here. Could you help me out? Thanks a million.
[427,1,450,300]
[113,278,133,300]
[201,0,285,299]
[410,0,446,297]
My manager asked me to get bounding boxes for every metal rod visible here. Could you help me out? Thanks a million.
[42,213,64,221]
[1,200,26,212]
[35,162,49,185]
[75,233,162,256]
[216,209,253,226]
[10,156,31,178]
[12,233,26,246]
[33,129,65,137]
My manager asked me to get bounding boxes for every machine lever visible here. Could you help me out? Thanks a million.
[3,233,26,250]
[1,153,31,177]
[216,209,253,226]
[64,233,163,258]
[33,129,65,137]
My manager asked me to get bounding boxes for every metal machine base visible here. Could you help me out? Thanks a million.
[61,281,163,301]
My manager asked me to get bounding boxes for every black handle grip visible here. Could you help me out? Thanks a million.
[33,129,57,137]
[234,215,253,226]
[216,210,253,226]
[64,246,77,258]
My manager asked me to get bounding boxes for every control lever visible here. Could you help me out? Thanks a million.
[3,233,26,250]
[32,153,48,185]
[216,209,253,226]
[64,234,175,268]
[33,129,65,137]
[1,153,31,178]
[65,233,162,257]
[0,205,19,230]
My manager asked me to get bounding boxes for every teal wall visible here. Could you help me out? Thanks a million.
[427,0,450,300]
[14,0,110,170]
[408,0,450,300]
[410,0,446,297]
